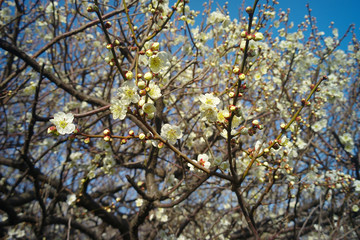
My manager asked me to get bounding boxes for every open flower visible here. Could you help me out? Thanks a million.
[148,82,162,100]
[199,93,220,106]
[339,133,355,153]
[200,104,218,122]
[149,51,170,73]
[50,112,76,135]
[161,124,182,144]
[188,153,211,171]
[110,99,128,120]
[117,80,140,104]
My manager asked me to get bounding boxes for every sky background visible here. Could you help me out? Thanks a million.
[189,0,360,46]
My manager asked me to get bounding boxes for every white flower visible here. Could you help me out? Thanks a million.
[160,124,183,144]
[149,51,170,73]
[155,208,168,222]
[110,99,128,120]
[22,81,36,96]
[352,205,359,212]
[296,137,307,149]
[217,109,230,123]
[67,194,77,205]
[339,133,355,153]
[199,93,220,106]
[188,153,211,171]
[148,82,162,100]
[311,119,327,132]
[200,104,218,122]
[135,198,143,207]
[353,180,360,193]
[117,81,140,104]
[142,103,156,114]
[50,112,76,135]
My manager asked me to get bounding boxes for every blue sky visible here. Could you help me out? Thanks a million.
[189,0,360,44]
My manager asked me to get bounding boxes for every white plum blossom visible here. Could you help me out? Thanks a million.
[149,51,170,73]
[22,81,36,96]
[199,93,220,106]
[353,180,360,193]
[311,119,327,132]
[161,124,183,144]
[217,109,230,123]
[296,137,307,150]
[155,208,168,222]
[135,198,143,207]
[50,112,76,135]
[339,133,355,153]
[66,194,77,205]
[200,104,218,122]
[207,10,227,25]
[110,99,128,120]
[188,153,211,171]
[142,102,156,114]
[117,80,140,104]
[148,82,162,100]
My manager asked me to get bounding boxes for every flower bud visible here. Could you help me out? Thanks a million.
[228,91,235,98]
[144,72,153,81]
[151,42,160,51]
[125,71,134,80]
[105,21,112,29]
[114,39,120,46]
[241,31,247,38]
[145,49,153,57]
[229,105,237,112]
[252,119,259,126]
[103,129,111,135]
[239,73,246,80]
[128,130,135,136]
[106,44,113,49]
[84,138,90,144]
[137,80,146,89]
[139,133,146,140]
[121,139,127,144]
[233,66,240,74]
[143,103,156,114]
[87,5,98,12]
[246,6,253,14]
[254,32,264,41]
[139,89,147,96]
[158,142,164,148]
[48,126,57,134]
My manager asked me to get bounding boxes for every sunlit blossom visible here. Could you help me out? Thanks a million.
[160,124,182,144]
[110,99,128,120]
[149,51,170,73]
[50,112,75,135]
[117,81,140,104]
